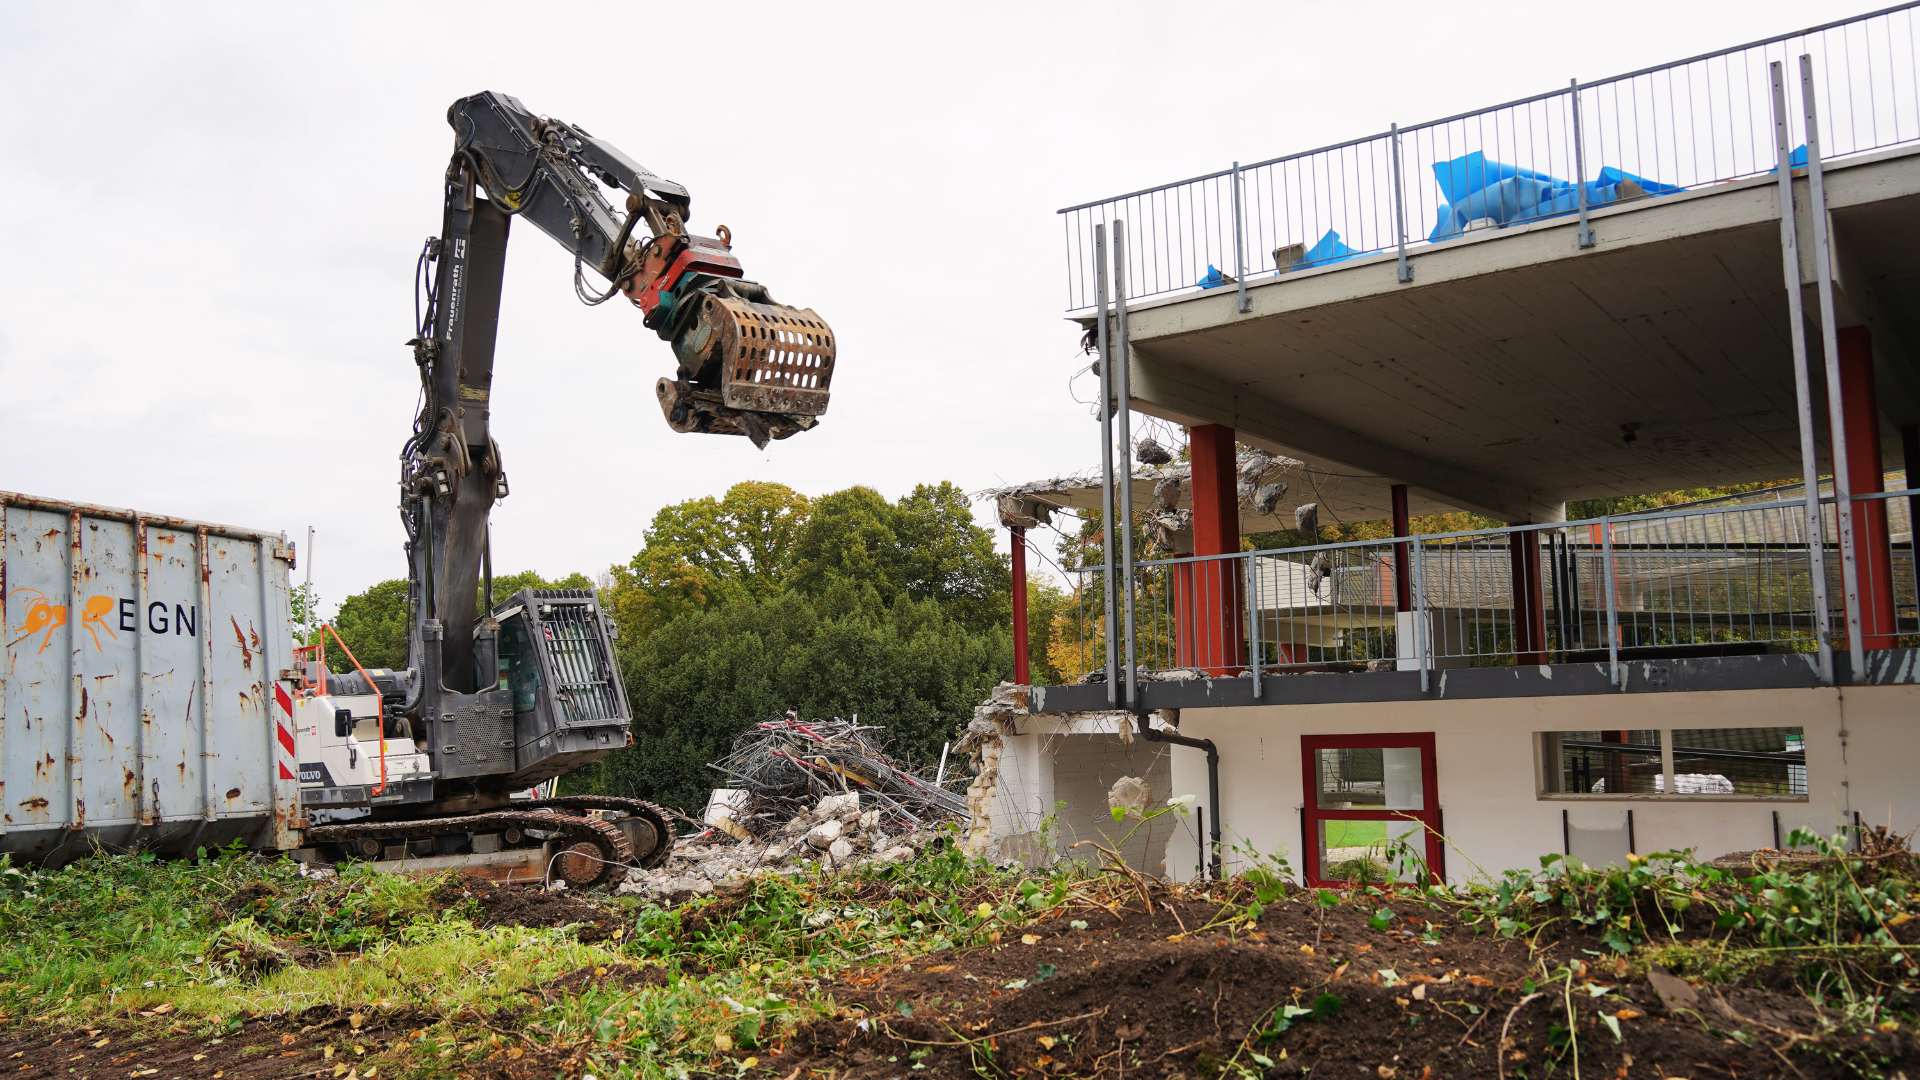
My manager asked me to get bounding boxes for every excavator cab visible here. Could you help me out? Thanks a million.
[492,588,631,787]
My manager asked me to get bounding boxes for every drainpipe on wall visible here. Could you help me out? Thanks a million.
[1135,711,1223,880]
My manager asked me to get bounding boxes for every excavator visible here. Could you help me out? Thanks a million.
[286,92,836,887]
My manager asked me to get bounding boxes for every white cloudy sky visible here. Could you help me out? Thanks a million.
[0,1,1870,613]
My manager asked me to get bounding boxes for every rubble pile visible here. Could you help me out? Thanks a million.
[706,716,967,836]
[616,791,939,904]
[615,717,966,904]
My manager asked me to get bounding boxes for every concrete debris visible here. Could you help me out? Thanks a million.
[1134,438,1173,466]
[1251,481,1288,516]
[1143,508,1192,552]
[1308,550,1333,588]
[616,790,944,905]
[1293,502,1321,536]
[1152,476,1183,511]
[995,493,1056,530]
[1107,775,1151,817]
[1236,448,1290,493]
[976,447,1307,531]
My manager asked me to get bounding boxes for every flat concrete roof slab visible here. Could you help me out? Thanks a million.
[1110,148,1920,520]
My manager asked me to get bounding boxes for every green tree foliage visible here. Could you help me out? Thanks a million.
[328,578,410,671]
[288,582,321,647]
[606,481,811,639]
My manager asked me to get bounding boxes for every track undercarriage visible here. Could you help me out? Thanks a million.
[303,796,675,889]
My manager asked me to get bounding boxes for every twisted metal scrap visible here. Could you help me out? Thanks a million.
[709,717,967,837]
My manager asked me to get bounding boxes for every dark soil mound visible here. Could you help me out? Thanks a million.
[778,887,1918,1078]
[434,877,624,942]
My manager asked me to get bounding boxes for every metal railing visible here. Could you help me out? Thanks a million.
[1060,3,1920,310]
[1053,491,1918,685]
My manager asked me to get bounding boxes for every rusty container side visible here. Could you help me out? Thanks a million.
[1,491,299,865]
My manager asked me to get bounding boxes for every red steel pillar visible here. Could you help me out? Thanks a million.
[1391,483,1412,612]
[1011,525,1030,684]
[1174,424,1244,672]
[1509,528,1548,665]
[1836,326,1896,649]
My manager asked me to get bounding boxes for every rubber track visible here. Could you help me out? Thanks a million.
[518,795,677,869]
[304,809,636,887]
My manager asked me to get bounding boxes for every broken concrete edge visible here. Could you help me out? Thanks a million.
[976,448,1310,530]
[960,681,1194,864]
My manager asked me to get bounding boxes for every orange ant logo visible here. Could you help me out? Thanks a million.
[6,590,118,654]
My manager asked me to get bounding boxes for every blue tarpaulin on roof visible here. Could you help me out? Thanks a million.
[1198,228,1363,288]
[1294,229,1361,269]
[1427,151,1682,241]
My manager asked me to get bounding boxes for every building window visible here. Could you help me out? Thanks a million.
[1540,730,1663,795]
[1670,728,1807,797]
[1536,727,1806,800]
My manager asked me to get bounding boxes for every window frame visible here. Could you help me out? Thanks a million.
[1533,726,1809,802]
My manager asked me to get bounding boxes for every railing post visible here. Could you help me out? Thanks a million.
[1602,518,1622,687]
[1114,222,1141,706]
[1245,556,1262,700]
[1800,53,1867,681]
[1412,538,1430,693]
[1093,224,1119,705]
[1570,79,1595,250]
[1230,162,1250,314]
[1389,124,1412,283]
[1769,59,1836,685]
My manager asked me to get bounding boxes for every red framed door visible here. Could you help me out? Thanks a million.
[1301,732,1443,887]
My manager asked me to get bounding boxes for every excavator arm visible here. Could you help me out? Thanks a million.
[391,91,834,773]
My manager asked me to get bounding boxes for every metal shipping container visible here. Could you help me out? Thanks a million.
[1,491,300,864]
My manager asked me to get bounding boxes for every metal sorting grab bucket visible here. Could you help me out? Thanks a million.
[708,295,835,417]
[656,293,837,445]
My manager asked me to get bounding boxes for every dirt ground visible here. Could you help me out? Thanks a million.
[0,1007,431,1080]
[432,877,627,943]
[775,888,1919,1078]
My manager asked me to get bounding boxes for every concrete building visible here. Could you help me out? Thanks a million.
[986,9,1920,886]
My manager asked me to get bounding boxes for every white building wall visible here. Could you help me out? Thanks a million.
[983,714,1184,871]
[1133,685,1920,884]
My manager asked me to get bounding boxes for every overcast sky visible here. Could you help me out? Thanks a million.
[0,0,1873,613]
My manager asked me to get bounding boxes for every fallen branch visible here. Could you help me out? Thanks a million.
[1496,992,1546,1080]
